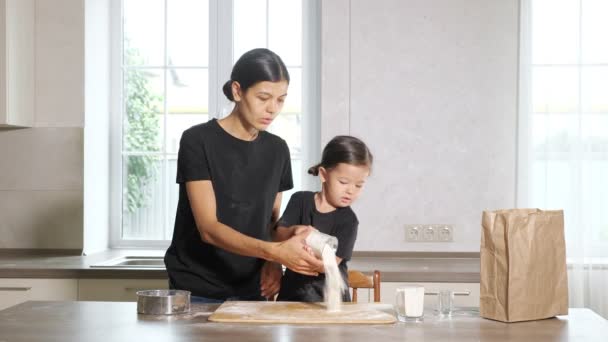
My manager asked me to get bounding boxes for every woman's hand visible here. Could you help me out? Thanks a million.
[260,261,283,300]
[273,229,324,276]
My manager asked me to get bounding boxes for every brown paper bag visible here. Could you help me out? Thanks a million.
[480,209,568,322]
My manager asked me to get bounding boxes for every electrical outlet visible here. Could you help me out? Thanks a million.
[438,225,453,242]
[405,225,420,242]
[422,225,436,241]
[405,224,454,242]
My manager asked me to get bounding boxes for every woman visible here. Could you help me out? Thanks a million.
[164,48,323,303]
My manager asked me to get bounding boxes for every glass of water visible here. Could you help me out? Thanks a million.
[437,290,454,316]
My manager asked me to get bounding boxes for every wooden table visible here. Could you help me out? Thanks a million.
[0,301,606,341]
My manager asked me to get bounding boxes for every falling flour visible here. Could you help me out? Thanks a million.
[321,244,346,312]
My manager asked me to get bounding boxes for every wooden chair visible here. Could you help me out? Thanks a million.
[348,270,381,302]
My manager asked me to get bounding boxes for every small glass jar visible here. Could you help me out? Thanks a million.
[305,230,338,258]
[437,290,454,316]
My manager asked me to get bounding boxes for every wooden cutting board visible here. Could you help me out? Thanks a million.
[208,301,397,324]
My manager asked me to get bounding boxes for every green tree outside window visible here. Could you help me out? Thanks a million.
[124,42,162,214]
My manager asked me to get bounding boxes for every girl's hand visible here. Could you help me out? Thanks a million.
[292,225,315,256]
[294,226,324,271]
[273,231,324,276]
[292,225,316,236]
[260,261,282,300]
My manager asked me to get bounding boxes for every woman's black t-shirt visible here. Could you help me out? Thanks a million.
[164,119,293,299]
[276,191,358,302]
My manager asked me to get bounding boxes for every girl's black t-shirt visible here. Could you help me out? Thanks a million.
[164,119,293,299]
[276,191,359,302]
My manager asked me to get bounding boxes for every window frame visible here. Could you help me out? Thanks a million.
[109,0,320,248]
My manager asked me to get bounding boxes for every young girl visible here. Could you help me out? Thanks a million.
[275,135,373,302]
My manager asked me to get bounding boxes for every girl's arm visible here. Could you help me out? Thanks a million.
[186,180,323,276]
[273,192,313,242]
[269,195,314,242]
[275,225,317,247]
[274,226,294,242]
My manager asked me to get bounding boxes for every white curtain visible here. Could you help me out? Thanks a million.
[520,0,608,319]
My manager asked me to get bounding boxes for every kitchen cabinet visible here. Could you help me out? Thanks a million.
[0,278,78,310]
[354,282,480,308]
[78,279,169,302]
[0,0,35,127]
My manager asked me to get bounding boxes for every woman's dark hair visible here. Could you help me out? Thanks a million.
[308,136,373,176]
[222,48,290,101]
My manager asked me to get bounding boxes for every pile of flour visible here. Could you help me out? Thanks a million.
[321,245,346,312]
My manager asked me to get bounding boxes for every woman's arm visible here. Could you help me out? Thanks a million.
[187,180,323,275]
[269,192,282,239]
[260,192,285,299]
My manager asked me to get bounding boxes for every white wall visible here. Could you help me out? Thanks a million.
[0,0,519,252]
[0,0,84,249]
[321,0,519,251]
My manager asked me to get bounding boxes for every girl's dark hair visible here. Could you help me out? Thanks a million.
[308,136,373,176]
[222,48,290,101]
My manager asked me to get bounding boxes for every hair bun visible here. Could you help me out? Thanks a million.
[222,80,234,101]
[307,165,320,176]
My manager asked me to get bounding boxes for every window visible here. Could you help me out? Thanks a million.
[110,0,320,247]
[519,0,608,257]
